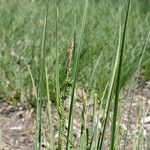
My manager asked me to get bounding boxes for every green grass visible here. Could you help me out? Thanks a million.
[66,1,88,149]
[110,0,130,149]
[0,0,149,103]
[35,0,49,148]
[0,0,150,149]
[45,67,55,150]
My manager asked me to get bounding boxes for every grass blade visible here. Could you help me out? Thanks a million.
[27,65,37,100]
[35,0,49,149]
[110,0,130,149]
[55,3,60,108]
[55,4,65,150]
[66,0,88,149]
[45,67,55,150]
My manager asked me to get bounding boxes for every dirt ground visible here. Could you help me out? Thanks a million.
[0,80,150,150]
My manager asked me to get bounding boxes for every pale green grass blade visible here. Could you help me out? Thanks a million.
[27,65,37,99]
[88,52,103,91]
[132,136,138,150]
[55,4,64,150]
[91,53,102,81]
[55,4,60,108]
[35,0,49,149]
[45,67,55,150]
[110,0,130,149]
[28,65,39,149]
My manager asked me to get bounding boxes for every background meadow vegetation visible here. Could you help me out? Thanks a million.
[0,0,149,104]
[0,0,150,149]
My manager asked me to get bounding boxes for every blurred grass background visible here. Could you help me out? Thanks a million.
[0,0,149,105]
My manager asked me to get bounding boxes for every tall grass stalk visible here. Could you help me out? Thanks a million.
[66,0,88,149]
[88,52,103,91]
[65,18,76,150]
[35,0,49,149]
[55,3,60,109]
[132,134,138,150]
[110,0,130,149]
[113,102,124,150]
[45,67,55,150]
[27,65,37,99]
[55,4,65,150]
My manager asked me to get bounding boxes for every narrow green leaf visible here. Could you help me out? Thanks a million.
[66,0,88,149]
[45,67,55,150]
[110,0,130,149]
[35,0,49,149]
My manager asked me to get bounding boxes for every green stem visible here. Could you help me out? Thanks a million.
[110,0,130,149]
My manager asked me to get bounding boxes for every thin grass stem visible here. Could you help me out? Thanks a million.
[66,0,88,149]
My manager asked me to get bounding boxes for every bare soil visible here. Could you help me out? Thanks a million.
[0,80,150,150]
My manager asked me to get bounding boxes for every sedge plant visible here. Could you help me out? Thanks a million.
[66,0,88,149]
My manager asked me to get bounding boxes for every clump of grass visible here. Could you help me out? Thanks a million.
[0,0,149,149]
[33,0,149,149]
